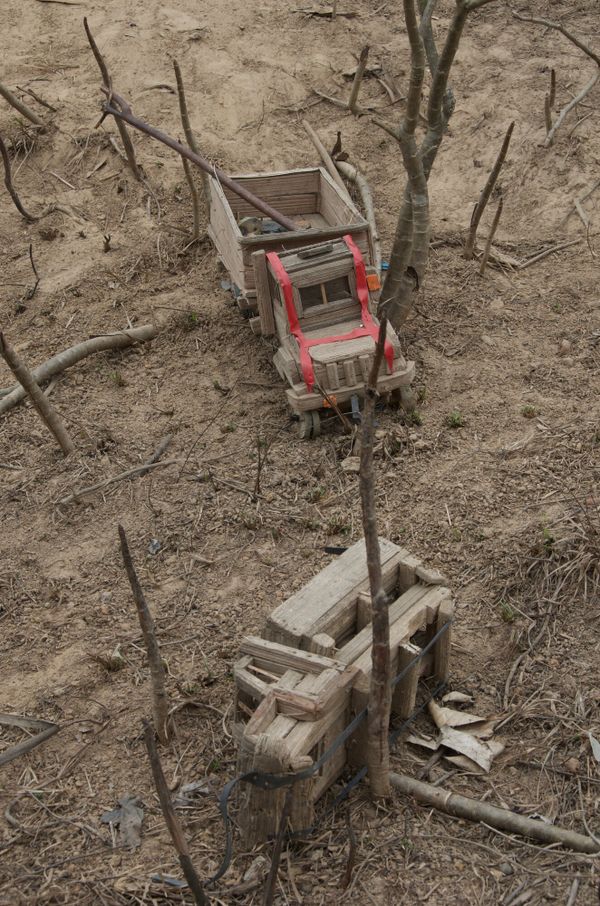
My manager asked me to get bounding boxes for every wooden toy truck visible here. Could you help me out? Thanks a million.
[209,167,415,438]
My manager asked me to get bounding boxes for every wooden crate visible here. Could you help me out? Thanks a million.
[235,540,453,844]
[208,167,372,309]
[234,638,358,844]
[263,539,453,766]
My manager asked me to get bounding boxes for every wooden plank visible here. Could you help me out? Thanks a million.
[392,642,421,719]
[265,539,402,646]
[224,192,319,219]
[337,584,431,666]
[433,597,454,683]
[344,359,357,388]
[252,249,275,336]
[356,592,371,631]
[240,636,344,674]
[318,168,363,226]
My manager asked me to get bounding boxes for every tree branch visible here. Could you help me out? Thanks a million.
[511,11,600,67]
[544,68,600,147]
[173,60,210,225]
[0,134,37,222]
[0,80,44,126]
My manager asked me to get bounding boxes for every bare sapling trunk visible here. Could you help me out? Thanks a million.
[118,526,170,743]
[464,120,513,258]
[84,18,142,181]
[376,0,499,326]
[0,331,75,455]
[360,319,391,799]
[173,60,210,235]
[143,722,210,904]
[348,46,370,114]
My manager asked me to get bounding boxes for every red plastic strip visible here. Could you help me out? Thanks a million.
[267,241,394,393]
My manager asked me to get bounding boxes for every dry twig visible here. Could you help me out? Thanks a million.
[544,69,600,147]
[173,59,210,229]
[336,158,382,276]
[479,197,503,275]
[143,722,210,904]
[0,330,75,455]
[58,456,177,506]
[0,714,60,767]
[301,119,350,198]
[348,46,370,114]
[102,90,297,231]
[0,79,44,126]
[119,527,170,744]
[511,11,600,67]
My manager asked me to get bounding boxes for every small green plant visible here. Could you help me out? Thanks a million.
[221,422,236,434]
[179,310,200,331]
[110,370,126,387]
[326,517,350,536]
[417,386,428,404]
[450,526,462,542]
[446,411,464,429]
[308,485,326,502]
[499,600,516,623]
[550,301,562,314]
[406,410,423,427]
[521,405,537,419]
[541,525,555,550]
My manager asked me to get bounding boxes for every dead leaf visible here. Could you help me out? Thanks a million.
[439,726,505,773]
[101,794,144,850]
[442,691,474,705]
[428,700,487,729]
[589,732,600,762]
[406,733,439,751]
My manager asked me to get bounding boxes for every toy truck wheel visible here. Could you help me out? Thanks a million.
[298,411,321,440]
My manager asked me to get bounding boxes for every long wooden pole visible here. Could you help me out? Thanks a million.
[103,92,298,232]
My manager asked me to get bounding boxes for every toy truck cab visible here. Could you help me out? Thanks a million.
[252,235,415,438]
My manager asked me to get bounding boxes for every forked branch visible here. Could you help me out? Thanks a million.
[0,80,44,127]
[0,133,37,222]
[511,11,600,67]
[464,120,513,259]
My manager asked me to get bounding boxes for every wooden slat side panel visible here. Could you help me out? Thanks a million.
[318,168,364,225]
[252,249,275,336]
[225,192,319,219]
[265,538,402,645]
[227,168,321,198]
[208,182,245,289]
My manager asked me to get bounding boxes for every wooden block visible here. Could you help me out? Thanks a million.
[397,550,422,592]
[356,592,371,631]
[343,359,357,388]
[392,642,421,719]
[433,598,454,684]
[358,355,370,381]
[264,538,403,647]
[308,633,336,657]
[249,316,262,335]
[252,249,275,337]
[325,362,339,390]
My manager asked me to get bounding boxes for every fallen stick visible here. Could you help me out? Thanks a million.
[143,722,210,904]
[0,330,75,455]
[0,133,37,222]
[119,527,170,744]
[336,159,382,275]
[0,714,60,767]
[301,119,351,199]
[464,121,514,259]
[102,91,297,232]
[0,79,44,126]
[57,458,178,506]
[518,238,581,270]
[560,178,600,227]
[390,772,599,853]
[544,69,600,148]
[0,324,157,414]
[511,12,600,68]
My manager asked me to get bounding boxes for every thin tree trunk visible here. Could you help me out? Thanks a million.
[119,526,170,744]
[360,320,391,799]
[173,60,210,223]
[464,120,513,258]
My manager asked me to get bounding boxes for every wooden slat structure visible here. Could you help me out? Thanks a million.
[208,167,372,312]
[234,539,454,845]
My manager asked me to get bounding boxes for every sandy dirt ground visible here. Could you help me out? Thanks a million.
[1,0,599,903]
